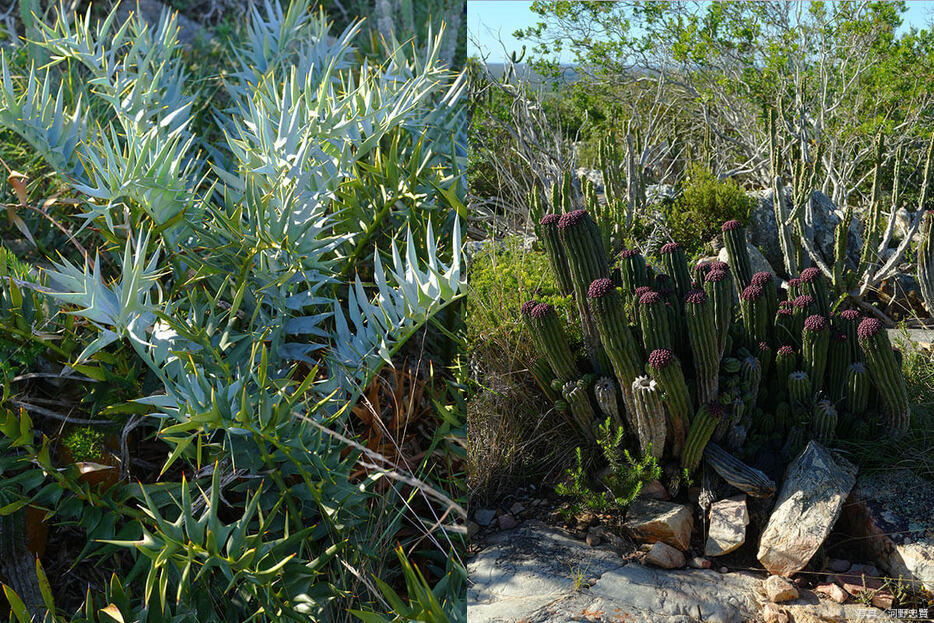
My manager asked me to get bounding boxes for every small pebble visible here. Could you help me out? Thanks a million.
[828,558,850,573]
[688,556,712,569]
[509,501,525,515]
[719,566,729,574]
[498,513,518,530]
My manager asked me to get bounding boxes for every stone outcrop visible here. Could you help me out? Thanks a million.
[839,468,934,592]
[706,495,749,557]
[746,188,861,277]
[757,441,857,576]
[624,498,694,551]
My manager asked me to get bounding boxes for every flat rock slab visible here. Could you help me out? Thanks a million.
[625,498,693,551]
[758,441,857,576]
[467,520,624,622]
[468,519,898,623]
[840,468,934,592]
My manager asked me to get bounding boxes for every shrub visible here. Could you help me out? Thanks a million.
[667,164,753,258]
[0,3,465,620]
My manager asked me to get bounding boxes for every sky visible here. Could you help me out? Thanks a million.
[468,0,934,64]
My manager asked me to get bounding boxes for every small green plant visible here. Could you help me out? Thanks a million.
[555,417,661,517]
[60,427,105,463]
[568,561,590,591]
[667,164,753,258]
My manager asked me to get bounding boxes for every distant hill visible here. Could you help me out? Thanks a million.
[480,61,580,89]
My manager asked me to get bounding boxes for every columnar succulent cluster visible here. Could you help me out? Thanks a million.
[521,209,912,495]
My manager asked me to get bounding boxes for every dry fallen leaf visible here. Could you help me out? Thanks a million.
[7,170,28,206]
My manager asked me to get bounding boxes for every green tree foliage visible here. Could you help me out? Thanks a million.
[516,1,934,204]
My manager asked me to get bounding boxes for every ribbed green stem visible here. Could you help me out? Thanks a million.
[661,245,692,303]
[704,272,733,359]
[827,335,850,402]
[594,376,624,431]
[540,217,574,297]
[529,356,558,402]
[776,347,797,384]
[527,307,579,383]
[563,379,597,442]
[802,318,829,392]
[832,206,851,293]
[685,293,720,404]
[619,251,649,296]
[846,362,870,417]
[756,342,772,381]
[723,222,752,290]
[741,356,762,412]
[589,290,644,404]
[801,270,830,318]
[775,311,796,348]
[640,298,672,354]
[631,376,667,459]
[858,325,909,434]
[812,399,837,445]
[647,352,691,457]
[835,310,864,363]
[560,215,611,373]
[787,370,812,421]
[740,289,769,347]
[682,402,722,473]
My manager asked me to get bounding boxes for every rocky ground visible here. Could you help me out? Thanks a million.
[468,520,906,623]
[468,442,934,622]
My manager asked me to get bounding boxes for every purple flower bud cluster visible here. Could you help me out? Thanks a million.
[588,278,615,299]
[557,209,588,229]
[857,317,884,339]
[751,271,774,286]
[799,267,821,282]
[839,309,861,322]
[741,285,764,301]
[722,220,742,231]
[793,294,815,309]
[520,300,539,316]
[530,303,554,319]
[648,348,674,369]
[803,314,826,332]
[705,269,728,283]
[540,213,560,226]
[685,289,708,305]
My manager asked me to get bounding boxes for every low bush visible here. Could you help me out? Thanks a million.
[667,164,753,259]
